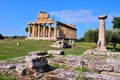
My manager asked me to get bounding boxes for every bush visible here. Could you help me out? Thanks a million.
[76,37,85,42]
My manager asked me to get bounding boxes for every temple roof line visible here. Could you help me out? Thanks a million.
[28,11,77,30]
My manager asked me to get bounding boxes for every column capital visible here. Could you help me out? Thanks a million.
[98,15,107,19]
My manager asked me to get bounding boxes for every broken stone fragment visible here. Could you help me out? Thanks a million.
[16,64,27,76]
[88,58,114,72]
[82,72,120,80]
[25,53,49,76]
[7,64,16,69]
[28,51,47,56]
[47,50,64,55]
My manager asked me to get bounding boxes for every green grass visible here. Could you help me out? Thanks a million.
[0,40,96,60]
[0,40,120,60]
[0,40,57,60]
[0,72,17,80]
[107,44,120,52]
[63,42,96,55]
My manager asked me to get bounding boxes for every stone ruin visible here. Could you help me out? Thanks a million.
[2,49,120,79]
[16,51,49,78]
[15,50,65,78]
[50,40,71,48]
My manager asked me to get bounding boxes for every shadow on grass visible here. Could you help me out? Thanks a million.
[107,47,120,52]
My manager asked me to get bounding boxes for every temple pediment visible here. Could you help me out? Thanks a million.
[37,11,53,24]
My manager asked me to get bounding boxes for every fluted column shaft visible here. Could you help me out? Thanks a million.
[32,24,35,38]
[48,23,52,38]
[38,24,41,38]
[43,24,46,38]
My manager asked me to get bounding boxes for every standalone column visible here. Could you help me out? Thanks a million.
[98,15,107,51]
[38,24,41,38]
[48,23,52,38]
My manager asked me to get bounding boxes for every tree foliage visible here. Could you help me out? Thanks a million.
[84,29,98,43]
[84,28,120,49]
[25,26,32,33]
[112,16,120,29]
[0,34,4,39]
[105,30,112,44]
[110,28,120,49]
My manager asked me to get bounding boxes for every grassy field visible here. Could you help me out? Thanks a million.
[0,39,120,60]
[0,40,120,80]
[0,40,95,60]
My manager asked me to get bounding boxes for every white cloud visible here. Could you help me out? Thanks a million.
[50,10,97,24]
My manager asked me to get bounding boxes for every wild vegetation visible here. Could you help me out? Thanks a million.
[82,16,120,49]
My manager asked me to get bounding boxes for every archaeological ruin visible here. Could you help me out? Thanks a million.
[27,11,77,40]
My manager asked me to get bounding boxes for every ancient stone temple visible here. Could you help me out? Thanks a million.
[27,11,77,40]
[97,15,107,51]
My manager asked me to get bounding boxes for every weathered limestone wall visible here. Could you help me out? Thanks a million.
[56,22,77,39]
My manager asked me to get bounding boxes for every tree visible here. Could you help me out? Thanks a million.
[110,28,120,49]
[25,26,32,33]
[77,37,85,42]
[105,30,112,44]
[0,34,4,39]
[84,29,98,43]
[112,16,120,29]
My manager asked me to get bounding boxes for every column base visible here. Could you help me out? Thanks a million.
[26,37,57,40]
[96,47,108,51]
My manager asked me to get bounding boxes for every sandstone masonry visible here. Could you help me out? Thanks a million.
[27,11,77,40]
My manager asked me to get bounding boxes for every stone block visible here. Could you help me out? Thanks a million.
[47,50,64,55]
[41,68,79,80]
[82,72,120,80]
[7,64,16,69]
[88,58,114,72]
[25,54,48,74]
[83,50,93,55]
[28,51,47,56]
[101,71,120,77]
[16,64,27,76]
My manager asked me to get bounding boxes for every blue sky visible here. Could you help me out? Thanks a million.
[0,0,120,38]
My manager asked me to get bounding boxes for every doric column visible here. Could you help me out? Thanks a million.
[35,25,37,37]
[38,24,41,38]
[48,23,52,38]
[57,27,59,38]
[54,22,57,39]
[32,23,35,38]
[98,15,107,51]
[43,23,46,38]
